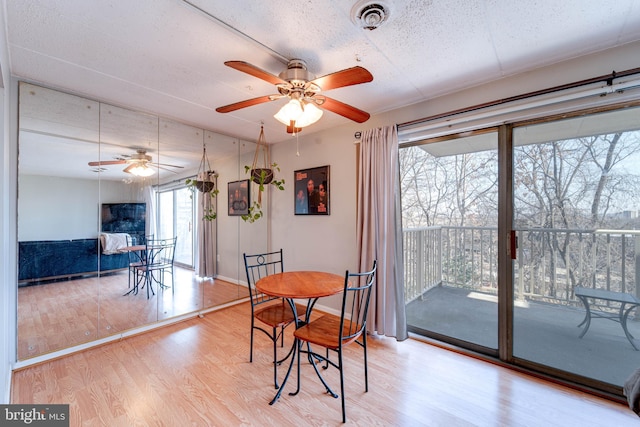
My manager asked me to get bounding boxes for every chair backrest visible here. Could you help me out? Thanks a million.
[243,249,284,307]
[125,234,141,264]
[340,260,377,346]
[146,237,177,267]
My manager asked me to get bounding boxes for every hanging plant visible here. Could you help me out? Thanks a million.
[241,125,285,223]
[193,171,216,193]
[186,141,219,221]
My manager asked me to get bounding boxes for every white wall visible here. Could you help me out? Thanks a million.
[271,130,359,274]
[18,176,133,241]
[212,135,269,284]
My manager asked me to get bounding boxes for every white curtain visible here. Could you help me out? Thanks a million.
[144,184,156,240]
[357,125,408,340]
[196,187,217,278]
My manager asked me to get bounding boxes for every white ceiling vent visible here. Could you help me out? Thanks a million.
[351,1,391,31]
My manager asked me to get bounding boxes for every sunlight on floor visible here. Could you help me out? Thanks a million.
[467,291,530,308]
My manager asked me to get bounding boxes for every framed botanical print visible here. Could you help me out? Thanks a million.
[294,165,329,215]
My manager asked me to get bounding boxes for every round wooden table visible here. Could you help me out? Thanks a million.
[255,271,345,300]
[255,271,346,405]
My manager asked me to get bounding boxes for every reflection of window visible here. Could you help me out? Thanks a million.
[157,187,194,267]
[158,191,174,240]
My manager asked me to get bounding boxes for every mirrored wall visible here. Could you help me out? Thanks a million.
[17,82,265,360]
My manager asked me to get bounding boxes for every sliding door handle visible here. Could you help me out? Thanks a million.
[510,230,518,260]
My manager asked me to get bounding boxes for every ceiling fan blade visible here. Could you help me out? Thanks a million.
[224,61,287,85]
[152,164,179,173]
[319,96,370,123]
[88,160,126,166]
[216,95,277,113]
[154,163,184,168]
[311,66,373,91]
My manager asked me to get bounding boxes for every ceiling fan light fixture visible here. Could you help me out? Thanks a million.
[274,99,303,125]
[295,102,323,127]
[124,163,155,177]
[274,99,323,128]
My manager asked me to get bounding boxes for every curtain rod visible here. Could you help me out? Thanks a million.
[398,67,640,129]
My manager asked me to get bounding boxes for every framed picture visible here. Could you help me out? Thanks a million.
[228,179,250,216]
[294,165,330,215]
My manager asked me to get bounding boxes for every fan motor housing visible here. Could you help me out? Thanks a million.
[130,149,152,162]
[279,59,315,87]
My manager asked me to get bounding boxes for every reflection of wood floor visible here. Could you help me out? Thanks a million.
[12,302,635,425]
[17,266,248,360]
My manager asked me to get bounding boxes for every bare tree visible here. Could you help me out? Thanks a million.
[400,147,497,228]
[400,147,452,227]
[514,132,640,296]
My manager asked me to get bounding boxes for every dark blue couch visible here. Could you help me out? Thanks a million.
[18,238,129,284]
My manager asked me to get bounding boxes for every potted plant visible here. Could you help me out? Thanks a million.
[192,171,216,193]
[186,144,219,221]
[241,162,285,223]
[241,125,285,223]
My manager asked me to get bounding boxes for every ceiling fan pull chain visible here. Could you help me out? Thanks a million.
[296,132,300,157]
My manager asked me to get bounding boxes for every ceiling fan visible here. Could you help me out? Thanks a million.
[216,59,373,133]
[88,149,184,176]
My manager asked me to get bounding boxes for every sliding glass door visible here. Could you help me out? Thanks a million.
[512,106,640,389]
[401,103,640,396]
[402,130,499,351]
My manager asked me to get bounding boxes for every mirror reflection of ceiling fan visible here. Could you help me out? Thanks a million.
[216,59,373,133]
[88,149,184,177]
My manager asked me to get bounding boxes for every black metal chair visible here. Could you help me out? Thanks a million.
[243,249,305,389]
[135,236,177,298]
[126,234,152,292]
[293,260,377,423]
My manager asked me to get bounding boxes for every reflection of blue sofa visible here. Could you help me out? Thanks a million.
[18,238,129,284]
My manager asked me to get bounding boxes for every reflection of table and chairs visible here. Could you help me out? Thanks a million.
[124,234,152,292]
[125,237,177,298]
[254,259,377,423]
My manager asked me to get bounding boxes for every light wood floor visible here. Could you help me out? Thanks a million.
[12,302,637,426]
[17,267,248,360]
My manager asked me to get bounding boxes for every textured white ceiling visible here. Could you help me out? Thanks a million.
[6,0,640,177]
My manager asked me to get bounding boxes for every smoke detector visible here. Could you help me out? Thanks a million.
[351,1,391,31]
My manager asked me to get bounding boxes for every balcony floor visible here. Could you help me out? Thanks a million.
[406,285,640,388]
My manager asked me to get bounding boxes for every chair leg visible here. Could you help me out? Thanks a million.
[148,271,155,298]
[339,348,346,423]
[363,333,368,392]
[249,320,255,363]
[272,327,279,389]
[146,271,151,299]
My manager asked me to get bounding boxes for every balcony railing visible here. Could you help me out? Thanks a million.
[403,226,640,306]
